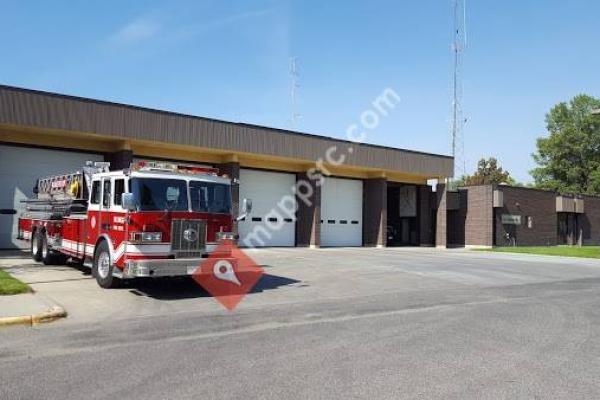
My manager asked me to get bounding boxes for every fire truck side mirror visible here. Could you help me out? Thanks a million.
[242,198,252,214]
[0,209,17,215]
[121,193,137,211]
[236,198,252,221]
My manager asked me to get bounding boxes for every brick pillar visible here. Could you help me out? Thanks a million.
[576,214,583,246]
[418,185,434,246]
[363,178,387,247]
[435,183,447,248]
[104,150,133,170]
[295,171,321,247]
[218,162,240,234]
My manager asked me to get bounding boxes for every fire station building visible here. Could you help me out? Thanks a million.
[0,85,454,249]
[444,184,600,247]
[2,85,600,251]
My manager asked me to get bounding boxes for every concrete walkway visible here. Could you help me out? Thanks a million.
[0,292,56,318]
[0,252,67,325]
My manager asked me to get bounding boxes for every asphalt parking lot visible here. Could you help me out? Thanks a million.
[2,247,600,399]
[3,246,600,325]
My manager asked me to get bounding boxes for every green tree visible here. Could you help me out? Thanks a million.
[531,94,600,194]
[456,157,516,186]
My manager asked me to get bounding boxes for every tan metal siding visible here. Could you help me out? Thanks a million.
[0,86,453,177]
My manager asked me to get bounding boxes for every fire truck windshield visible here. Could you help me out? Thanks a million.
[189,181,232,214]
[130,178,188,211]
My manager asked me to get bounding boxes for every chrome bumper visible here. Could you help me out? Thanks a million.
[123,258,206,278]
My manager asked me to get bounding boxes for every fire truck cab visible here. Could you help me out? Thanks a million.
[18,161,250,288]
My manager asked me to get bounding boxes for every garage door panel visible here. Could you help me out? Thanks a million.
[0,145,102,249]
[238,169,296,247]
[321,177,363,247]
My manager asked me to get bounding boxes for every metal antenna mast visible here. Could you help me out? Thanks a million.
[289,57,301,129]
[451,0,467,179]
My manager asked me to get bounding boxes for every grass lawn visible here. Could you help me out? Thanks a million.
[0,270,31,295]
[475,246,600,259]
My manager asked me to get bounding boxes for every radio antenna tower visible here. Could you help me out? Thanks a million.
[289,57,301,129]
[451,0,467,179]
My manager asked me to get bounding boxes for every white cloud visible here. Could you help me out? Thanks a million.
[172,8,277,40]
[109,18,161,46]
[105,7,277,49]
[211,8,275,27]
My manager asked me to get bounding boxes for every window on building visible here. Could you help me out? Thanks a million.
[114,179,125,207]
[90,181,100,204]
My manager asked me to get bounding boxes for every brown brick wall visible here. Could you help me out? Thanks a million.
[495,186,557,246]
[418,185,434,245]
[295,171,321,247]
[580,195,600,245]
[363,178,387,247]
[458,186,494,247]
[435,184,447,247]
[436,184,600,248]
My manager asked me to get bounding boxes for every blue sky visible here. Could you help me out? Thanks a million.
[1,1,599,182]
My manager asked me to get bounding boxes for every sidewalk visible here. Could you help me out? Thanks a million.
[0,292,55,318]
[0,291,67,327]
[0,251,67,326]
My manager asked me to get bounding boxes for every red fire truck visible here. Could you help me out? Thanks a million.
[16,161,251,288]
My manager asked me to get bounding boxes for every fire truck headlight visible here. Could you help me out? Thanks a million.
[130,232,163,243]
[141,232,162,242]
[216,232,236,241]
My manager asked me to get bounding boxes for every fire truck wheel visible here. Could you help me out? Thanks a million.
[31,230,43,262]
[41,233,53,265]
[40,235,66,265]
[93,241,120,289]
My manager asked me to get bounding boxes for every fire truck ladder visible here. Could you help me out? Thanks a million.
[21,161,110,220]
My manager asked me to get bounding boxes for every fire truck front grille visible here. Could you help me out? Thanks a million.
[171,219,206,258]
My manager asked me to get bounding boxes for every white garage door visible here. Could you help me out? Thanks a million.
[238,169,296,247]
[321,177,363,246]
[0,145,103,249]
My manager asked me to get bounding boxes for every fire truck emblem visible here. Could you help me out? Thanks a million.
[183,227,198,242]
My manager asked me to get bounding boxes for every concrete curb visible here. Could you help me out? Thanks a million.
[0,306,67,328]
